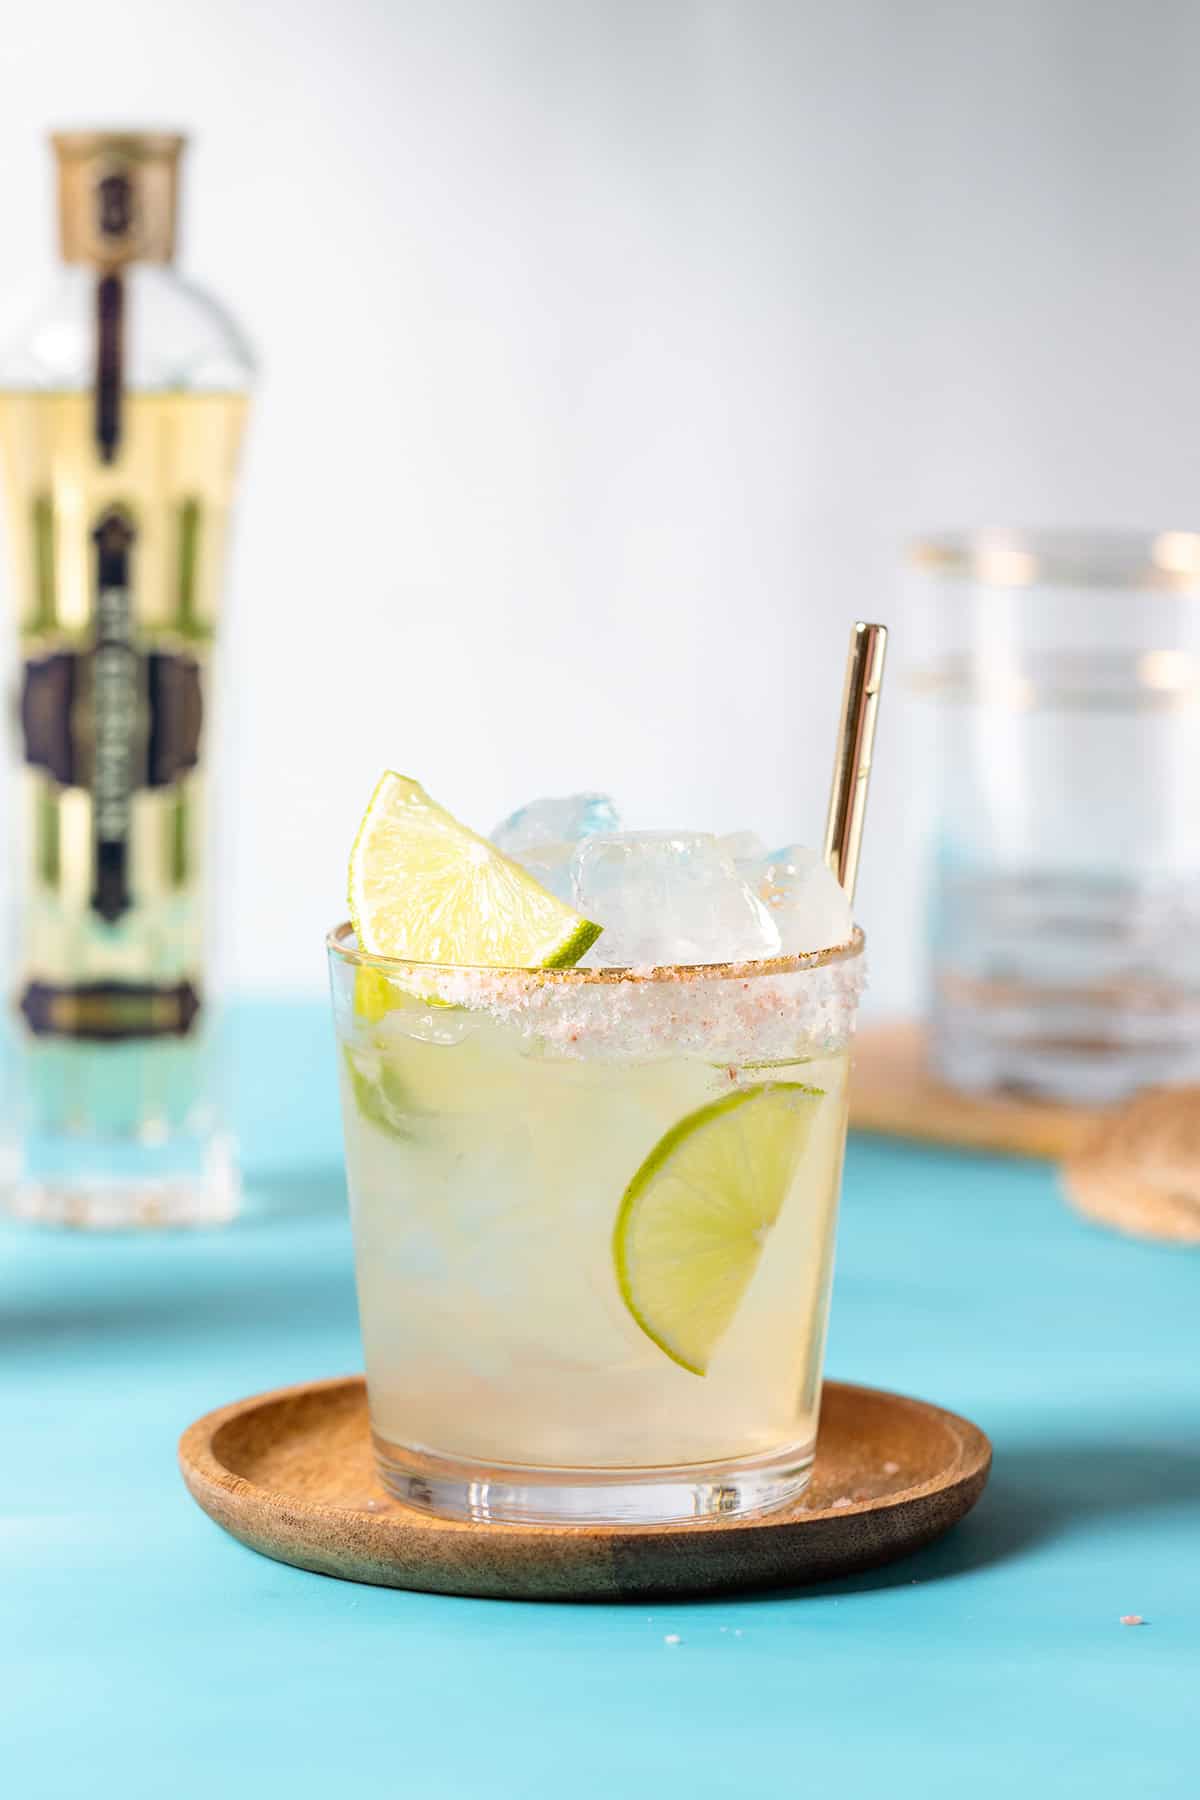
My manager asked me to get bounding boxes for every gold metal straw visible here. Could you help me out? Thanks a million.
[823,621,888,903]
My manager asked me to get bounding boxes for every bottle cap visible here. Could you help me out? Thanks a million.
[51,130,186,267]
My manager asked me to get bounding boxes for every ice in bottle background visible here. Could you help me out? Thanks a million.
[0,132,254,1226]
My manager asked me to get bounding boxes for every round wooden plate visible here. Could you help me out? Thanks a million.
[179,1376,991,1601]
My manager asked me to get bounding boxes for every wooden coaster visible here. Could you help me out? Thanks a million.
[849,1021,1102,1159]
[178,1375,991,1601]
[1062,1086,1200,1244]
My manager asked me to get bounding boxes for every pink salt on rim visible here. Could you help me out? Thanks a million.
[328,922,866,1064]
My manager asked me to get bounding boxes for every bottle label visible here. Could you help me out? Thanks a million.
[95,273,125,463]
[18,499,205,1042]
[21,505,204,928]
[90,508,139,921]
[19,979,200,1040]
[0,386,247,1049]
[95,170,135,245]
[22,645,203,792]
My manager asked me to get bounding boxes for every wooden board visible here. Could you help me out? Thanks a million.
[178,1375,991,1601]
[849,1021,1103,1159]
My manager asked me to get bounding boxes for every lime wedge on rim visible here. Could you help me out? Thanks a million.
[613,1083,823,1376]
[349,771,602,971]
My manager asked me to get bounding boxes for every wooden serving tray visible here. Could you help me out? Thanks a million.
[178,1375,991,1601]
[849,1021,1102,1159]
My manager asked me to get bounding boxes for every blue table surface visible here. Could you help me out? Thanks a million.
[4,1002,1197,1799]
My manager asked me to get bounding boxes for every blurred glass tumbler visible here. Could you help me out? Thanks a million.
[910,531,1200,1104]
[0,133,253,1225]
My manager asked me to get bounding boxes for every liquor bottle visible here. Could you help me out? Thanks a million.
[0,132,253,1226]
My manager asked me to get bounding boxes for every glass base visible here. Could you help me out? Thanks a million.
[2,1134,240,1230]
[372,1432,816,1526]
[2,1028,240,1228]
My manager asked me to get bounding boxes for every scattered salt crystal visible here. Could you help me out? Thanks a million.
[1120,1615,1146,1627]
[882,1461,900,1477]
[664,1633,681,1645]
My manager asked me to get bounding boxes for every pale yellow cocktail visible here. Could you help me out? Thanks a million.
[330,925,861,1524]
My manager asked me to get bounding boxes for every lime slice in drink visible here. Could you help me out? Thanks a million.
[353,965,397,1022]
[342,1046,414,1140]
[349,771,602,973]
[613,1083,823,1376]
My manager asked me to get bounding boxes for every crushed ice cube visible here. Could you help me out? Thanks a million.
[375,996,476,1046]
[492,793,619,857]
[508,839,576,904]
[715,830,768,870]
[754,844,854,953]
[572,831,782,967]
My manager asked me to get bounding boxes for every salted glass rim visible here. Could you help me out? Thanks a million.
[909,528,1200,593]
[326,919,864,984]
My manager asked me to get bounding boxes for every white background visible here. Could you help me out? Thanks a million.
[2,0,1199,1012]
